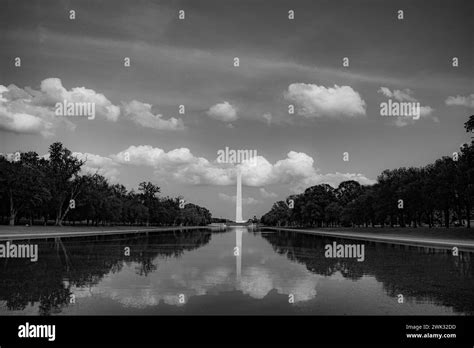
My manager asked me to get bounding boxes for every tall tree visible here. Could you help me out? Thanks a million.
[0,153,50,225]
[138,181,160,226]
[44,142,84,226]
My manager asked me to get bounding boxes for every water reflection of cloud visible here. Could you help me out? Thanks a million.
[75,258,320,308]
[78,263,235,308]
[240,267,274,298]
[240,266,318,302]
[112,288,159,308]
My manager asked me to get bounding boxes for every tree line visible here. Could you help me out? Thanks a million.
[0,142,212,226]
[261,116,474,229]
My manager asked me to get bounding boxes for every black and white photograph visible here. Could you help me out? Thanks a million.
[0,0,473,346]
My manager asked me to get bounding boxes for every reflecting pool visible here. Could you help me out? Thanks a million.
[0,227,472,315]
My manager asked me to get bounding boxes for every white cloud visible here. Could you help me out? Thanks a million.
[0,84,66,136]
[378,87,416,102]
[285,83,366,118]
[259,188,277,198]
[112,145,374,192]
[36,78,120,121]
[0,78,121,136]
[73,152,120,182]
[218,193,261,205]
[378,87,435,127]
[113,145,234,185]
[240,152,375,192]
[262,113,272,124]
[445,94,474,108]
[206,101,238,122]
[0,108,53,136]
[393,106,436,127]
[0,78,188,136]
[122,100,184,130]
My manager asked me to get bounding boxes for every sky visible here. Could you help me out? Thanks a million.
[0,0,473,220]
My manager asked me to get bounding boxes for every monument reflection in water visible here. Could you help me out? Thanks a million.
[0,227,473,315]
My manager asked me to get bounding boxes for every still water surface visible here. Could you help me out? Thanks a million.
[0,227,473,315]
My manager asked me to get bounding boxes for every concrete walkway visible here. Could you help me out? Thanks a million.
[0,226,212,241]
[265,227,474,251]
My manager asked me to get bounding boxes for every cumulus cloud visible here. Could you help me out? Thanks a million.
[445,94,474,108]
[35,78,120,121]
[285,83,366,118]
[113,145,234,185]
[122,100,184,130]
[73,152,120,182]
[378,87,436,127]
[0,78,121,136]
[239,151,375,192]
[259,188,277,198]
[218,193,261,205]
[0,78,187,136]
[0,84,64,136]
[112,145,374,192]
[0,107,53,136]
[206,101,238,122]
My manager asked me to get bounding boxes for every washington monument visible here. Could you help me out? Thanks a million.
[235,168,245,223]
